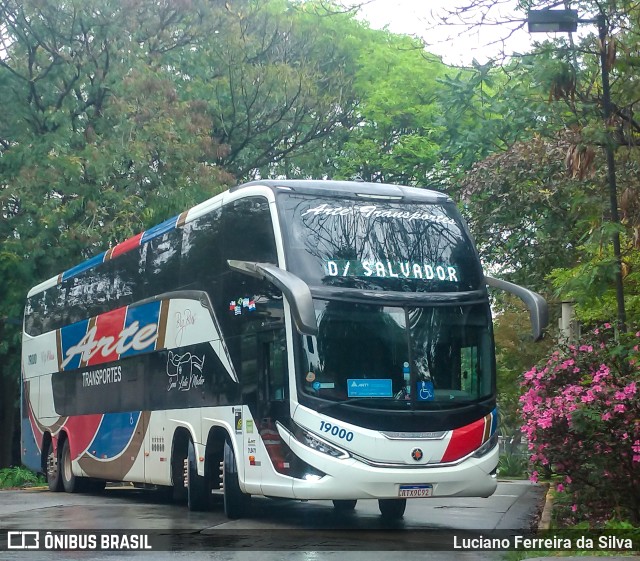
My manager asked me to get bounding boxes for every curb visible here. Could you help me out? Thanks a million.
[538,483,553,530]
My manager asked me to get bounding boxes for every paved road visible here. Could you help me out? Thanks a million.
[0,480,545,560]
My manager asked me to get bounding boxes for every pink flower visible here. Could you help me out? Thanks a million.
[604,323,611,329]
[581,392,595,403]
[571,504,578,512]
[530,471,539,483]
[615,404,627,413]
[537,416,553,429]
[601,412,612,421]
[565,476,572,484]
[556,483,565,492]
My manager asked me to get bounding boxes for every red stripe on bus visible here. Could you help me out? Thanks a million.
[441,416,486,463]
[111,233,143,259]
[86,307,128,365]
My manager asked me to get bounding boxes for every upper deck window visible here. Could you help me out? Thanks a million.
[276,194,483,292]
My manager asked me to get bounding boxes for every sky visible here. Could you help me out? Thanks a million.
[341,0,535,66]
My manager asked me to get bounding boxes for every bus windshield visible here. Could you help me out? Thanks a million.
[276,193,484,292]
[298,301,495,409]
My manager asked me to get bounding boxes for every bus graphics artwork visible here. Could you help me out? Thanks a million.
[22,180,547,519]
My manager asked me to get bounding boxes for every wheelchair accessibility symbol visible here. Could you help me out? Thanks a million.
[417,380,434,401]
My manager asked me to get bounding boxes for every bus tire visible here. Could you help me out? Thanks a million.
[61,438,81,493]
[186,439,209,511]
[222,440,250,519]
[44,439,63,492]
[378,498,406,519]
[332,499,357,511]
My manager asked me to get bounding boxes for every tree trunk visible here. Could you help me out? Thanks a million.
[0,369,19,468]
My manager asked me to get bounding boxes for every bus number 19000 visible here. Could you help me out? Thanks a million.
[319,421,354,442]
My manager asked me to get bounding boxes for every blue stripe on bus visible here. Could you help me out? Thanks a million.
[121,302,161,358]
[490,408,498,435]
[45,214,180,290]
[87,412,140,459]
[59,319,90,370]
[61,252,107,282]
[140,215,179,244]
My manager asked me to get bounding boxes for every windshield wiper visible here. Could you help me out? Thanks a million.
[316,397,392,412]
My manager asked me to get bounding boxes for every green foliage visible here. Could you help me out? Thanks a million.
[549,233,640,325]
[0,467,45,489]
[0,0,361,466]
[493,302,554,441]
[498,453,528,478]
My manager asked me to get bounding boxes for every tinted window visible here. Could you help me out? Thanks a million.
[180,207,224,300]
[112,245,147,306]
[215,196,282,377]
[276,194,483,292]
[145,228,182,297]
[298,302,494,409]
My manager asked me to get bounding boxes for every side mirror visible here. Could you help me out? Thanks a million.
[485,276,548,341]
[227,260,319,336]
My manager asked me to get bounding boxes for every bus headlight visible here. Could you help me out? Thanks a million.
[473,432,499,458]
[293,424,350,459]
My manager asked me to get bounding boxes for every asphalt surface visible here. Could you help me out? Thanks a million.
[1,480,635,560]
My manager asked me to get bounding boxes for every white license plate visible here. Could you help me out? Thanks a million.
[398,484,433,498]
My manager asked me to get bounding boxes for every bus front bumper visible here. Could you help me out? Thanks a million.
[286,437,499,500]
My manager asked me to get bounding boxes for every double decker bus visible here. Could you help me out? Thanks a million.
[21,180,547,519]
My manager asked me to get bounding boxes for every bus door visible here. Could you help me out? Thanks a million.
[254,326,292,493]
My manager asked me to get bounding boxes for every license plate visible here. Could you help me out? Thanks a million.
[398,484,433,498]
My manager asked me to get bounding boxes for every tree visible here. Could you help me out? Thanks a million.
[436,1,640,324]
[0,0,360,467]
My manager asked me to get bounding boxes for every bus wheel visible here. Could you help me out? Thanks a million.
[185,440,209,511]
[332,499,357,511]
[44,439,63,492]
[222,440,250,519]
[378,498,406,520]
[61,439,81,493]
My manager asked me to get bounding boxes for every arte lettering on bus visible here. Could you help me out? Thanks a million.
[61,321,158,369]
[301,203,456,225]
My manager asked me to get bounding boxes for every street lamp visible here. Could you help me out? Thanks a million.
[527,9,627,332]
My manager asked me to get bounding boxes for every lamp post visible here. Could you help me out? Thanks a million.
[527,9,627,332]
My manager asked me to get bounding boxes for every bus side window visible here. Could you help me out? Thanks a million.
[145,228,183,298]
[112,244,146,308]
[180,207,224,300]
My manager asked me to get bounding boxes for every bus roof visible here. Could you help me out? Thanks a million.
[233,179,451,203]
[27,180,452,297]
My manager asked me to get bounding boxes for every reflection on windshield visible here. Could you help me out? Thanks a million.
[278,194,483,292]
[299,301,494,409]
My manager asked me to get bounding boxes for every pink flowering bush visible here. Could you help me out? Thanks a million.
[520,324,640,524]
